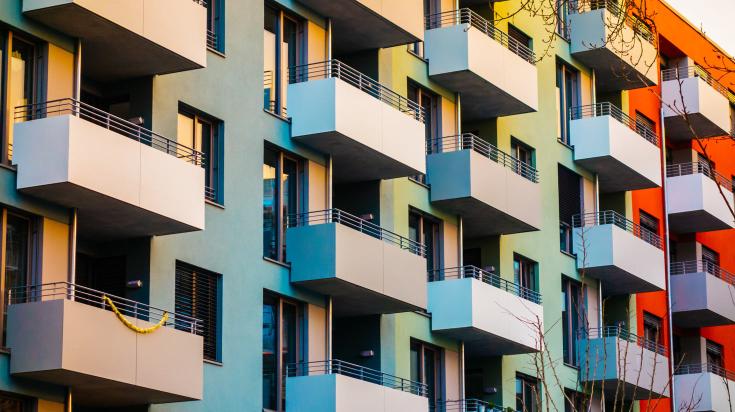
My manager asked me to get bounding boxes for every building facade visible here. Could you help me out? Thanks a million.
[0,0,730,411]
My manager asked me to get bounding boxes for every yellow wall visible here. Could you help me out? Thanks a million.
[45,43,74,101]
[41,217,69,284]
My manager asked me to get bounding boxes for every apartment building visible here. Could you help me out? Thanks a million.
[0,0,730,411]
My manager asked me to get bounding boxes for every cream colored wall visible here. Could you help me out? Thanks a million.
[307,160,327,211]
[440,0,454,13]
[45,44,74,101]
[443,349,460,401]
[307,304,326,362]
[307,21,326,64]
[582,177,596,214]
[41,217,69,284]
[441,98,457,137]
[442,221,459,269]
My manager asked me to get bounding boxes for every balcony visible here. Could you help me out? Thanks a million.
[294,0,423,53]
[6,282,203,407]
[286,360,428,412]
[23,0,207,81]
[675,364,735,412]
[577,327,669,400]
[286,209,427,317]
[572,211,666,295]
[288,60,426,182]
[424,9,538,120]
[570,103,661,193]
[666,162,735,233]
[569,0,658,91]
[671,261,735,327]
[662,66,733,141]
[436,400,503,412]
[427,266,543,356]
[13,99,205,241]
[426,134,541,238]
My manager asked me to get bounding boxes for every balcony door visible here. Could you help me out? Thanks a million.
[263,293,304,412]
[409,209,442,273]
[410,340,443,409]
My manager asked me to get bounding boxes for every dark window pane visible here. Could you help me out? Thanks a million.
[175,262,220,361]
[263,149,279,260]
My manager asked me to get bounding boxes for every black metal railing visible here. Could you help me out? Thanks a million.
[570,103,659,145]
[570,0,654,43]
[427,134,539,183]
[662,66,735,105]
[436,399,505,412]
[14,98,205,166]
[425,9,536,64]
[287,209,427,258]
[287,360,428,397]
[675,363,735,381]
[429,266,542,304]
[580,326,668,356]
[671,260,735,286]
[572,211,663,249]
[288,60,425,123]
[666,162,733,192]
[7,281,202,335]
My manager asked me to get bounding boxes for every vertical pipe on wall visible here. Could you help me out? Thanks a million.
[68,208,77,286]
[459,341,465,401]
[326,18,332,60]
[65,387,72,412]
[73,39,82,101]
[326,296,333,361]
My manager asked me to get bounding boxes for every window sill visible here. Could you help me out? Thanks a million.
[563,362,579,370]
[263,256,291,269]
[204,359,223,367]
[205,199,225,209]
[263,109,290,123]
[557,139,573,151]
[407,49,427,63]
[0,162,16,172]
[207,47,226,58]
[408,176,430,189]
[560,250,576,259]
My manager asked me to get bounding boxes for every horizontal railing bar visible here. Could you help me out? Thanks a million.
[569,0,654,43]
[572,210,663,249]
[662,65,735,104]
[670,260,735,286]
[570,102,659,145]
[428,265,542,304]
[666,162,733,192]
[579,326,668,356]
[675,363,735,381]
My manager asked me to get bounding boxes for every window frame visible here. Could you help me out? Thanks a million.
[516,373,540,412]
[263,145,304,263]
[561,276,586,366]
[206,0,225,52]
[177,105,224,204]
[263,4,306,117]
[408,208,443,273]
[513,253,539,293]
[642,312,663,347]
[556,61,580,146]
[4,32,41,164]
[410,339,444,409]
[174,261,222,362]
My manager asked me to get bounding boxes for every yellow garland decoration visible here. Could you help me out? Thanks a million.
[103,295,168,334]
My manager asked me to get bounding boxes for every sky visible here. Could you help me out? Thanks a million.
[665,0,735,57]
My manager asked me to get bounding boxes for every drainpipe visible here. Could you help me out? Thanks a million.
[68,208,77,286]
[326,296,333,362]
[326,18,332,61]
[65,388,72,412]
[73,39,81,101]
[325,17,333,368]
[456,90,465,402]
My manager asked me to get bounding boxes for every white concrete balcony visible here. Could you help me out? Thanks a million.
[23,0,207,81]
[426,134,541,238]
[295,0,423,54]
[578,327,670,400]
[671,260,735,327]
[424,9,538,120]
[570,103,662,193]
[675,364,735,412]
[286,209,427,317]
[572,211,666,295]
[569,1,658,91]
[666,162,735,233]
[286,360,429,412]
[427,266,543,356]
[662,66,733,141]
[288,60,426,182]
[13,99,205,241]
[6,282,203,407]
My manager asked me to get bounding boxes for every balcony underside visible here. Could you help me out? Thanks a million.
[295,0,420,54]
[586,378,664,401]
[429,71,535,120]
[572,48,656,92]
[291,277,423,318]
[673,309,734,329]
[24,3,203,81]
[664,112,729,141]
[586,265,663,296]
[669,210,733,233]
[434,326,538,356]
[574,155,659,193]
[293,131,422,182]
[432,197,538,238]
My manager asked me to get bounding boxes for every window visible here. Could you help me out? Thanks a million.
[206,0,224,52]
[508,24,533,52]
[263,292,304,411]
[7,36,37,163]
[263,146,303,262]
[177,107,223,203]
[638,210,659,246]
[514,254,538,294]
[0,393,29,412]
[701,245,720,273]
[562,277,585,365]
[175,262,221,362]
[2,211,36,342]
[407,82,440,183]
[511,138,535,179]
[410,340,443,408]
[558,165,581,254]
[564,389,588,412]
[635,111,655,138]
[706,340,724,369]
[555,0,570,39]
[263,5,304,116]
[408,210,442,272]
[556,62,579,146]
[516,373,540,412]
[642,312,662,347]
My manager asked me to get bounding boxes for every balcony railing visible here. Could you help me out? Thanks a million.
[287,360,428,397]
[428,266,542,304]
[580,326,668,356]
[428,134,539,183]
[671,260,735,286]
[676,363,735,381]
[287,209,427,258]
[436,399,504,412]
[666,162,733,192]
[288,60,425,123]
[425,9,536,64]
[570,103,659,145]
[14,98,205,166]
[7,281,203,335]
[662,66,735,104]
[570,0,654,43]
[572,211,663,249]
